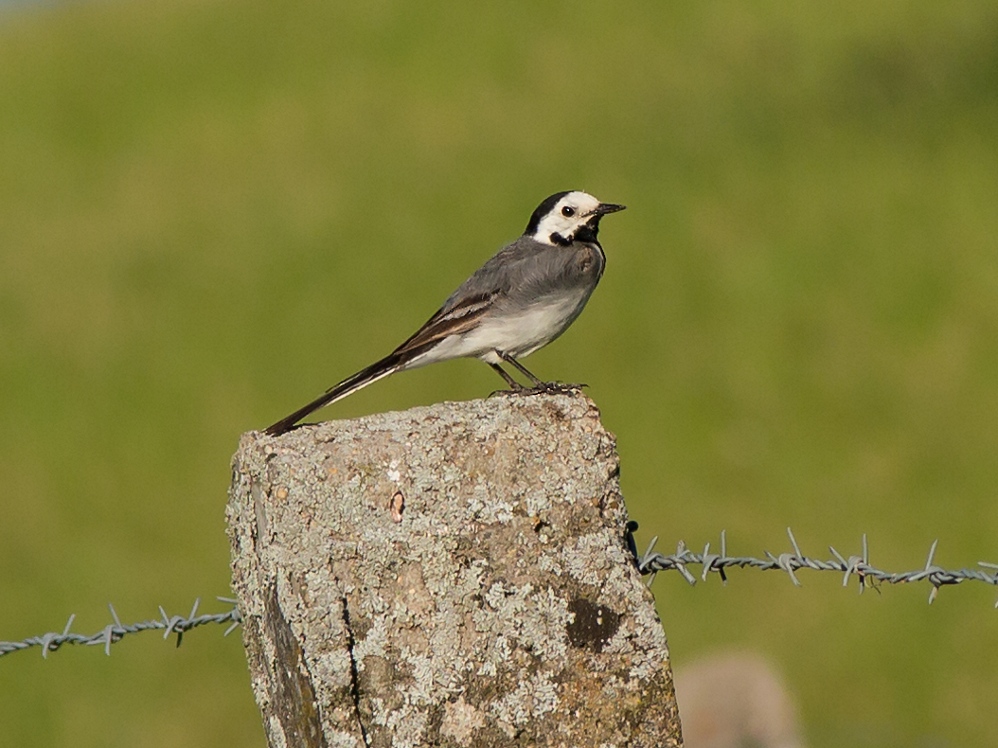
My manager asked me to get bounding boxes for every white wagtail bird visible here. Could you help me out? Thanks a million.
[264,190,625,435]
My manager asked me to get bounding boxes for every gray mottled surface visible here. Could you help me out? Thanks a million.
[227,392,682,748]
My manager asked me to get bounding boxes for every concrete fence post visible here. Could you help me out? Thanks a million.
[226,393,682,747]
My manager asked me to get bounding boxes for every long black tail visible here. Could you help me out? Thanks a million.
[263,352,406,436]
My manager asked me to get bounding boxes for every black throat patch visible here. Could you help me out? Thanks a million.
[573,220,600,245]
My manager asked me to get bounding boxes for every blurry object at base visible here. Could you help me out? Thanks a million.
[675,651,803,748]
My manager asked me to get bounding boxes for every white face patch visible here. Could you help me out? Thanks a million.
[531,191,603,245]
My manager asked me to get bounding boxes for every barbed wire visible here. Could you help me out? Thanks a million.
[0,597,242,659]
[3,528,996,661]
[633,524,998,607]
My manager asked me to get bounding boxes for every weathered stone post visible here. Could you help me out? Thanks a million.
[227,393,682,747]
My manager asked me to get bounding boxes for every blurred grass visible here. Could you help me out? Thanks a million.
[1,0,997,745]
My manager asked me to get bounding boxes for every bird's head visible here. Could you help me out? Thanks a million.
[525,190,626,246]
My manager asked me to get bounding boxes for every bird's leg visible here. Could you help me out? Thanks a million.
[497,352,545,387]
[495,351,587,395]
[487,362,524,396]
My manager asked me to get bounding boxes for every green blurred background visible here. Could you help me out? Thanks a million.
[2,0,996,745]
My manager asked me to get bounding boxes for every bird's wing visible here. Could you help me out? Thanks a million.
[391,290,500,357]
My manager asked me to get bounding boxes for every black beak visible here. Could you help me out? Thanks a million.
[595,202,626,216]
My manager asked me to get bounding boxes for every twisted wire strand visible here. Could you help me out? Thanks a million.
[634,525,998,607]
[0,597,242,659]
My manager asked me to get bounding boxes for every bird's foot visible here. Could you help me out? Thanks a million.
[519,381,588,396]
[489,381,587,398]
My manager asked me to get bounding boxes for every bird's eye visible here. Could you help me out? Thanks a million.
[561,206,575,217]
